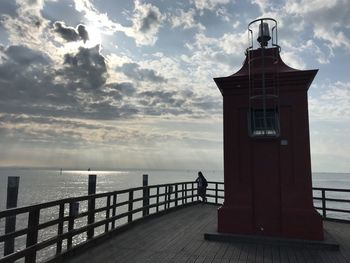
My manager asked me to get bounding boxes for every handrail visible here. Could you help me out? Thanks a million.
[0,180,349,263]
[0,181,202,263]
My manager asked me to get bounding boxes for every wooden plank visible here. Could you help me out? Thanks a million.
[229,244,243,263]
[245,244,256,263]
[255,245,264,262]
[279,247,290,263]
[263,245,273,263]
[271,246,280,263]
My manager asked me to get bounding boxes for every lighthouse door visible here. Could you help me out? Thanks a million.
[253,142,281,236]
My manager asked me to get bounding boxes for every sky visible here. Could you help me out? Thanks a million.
[0,0,349,172]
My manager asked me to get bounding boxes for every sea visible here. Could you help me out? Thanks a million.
[0,168,349,210]
[0,168,349,261]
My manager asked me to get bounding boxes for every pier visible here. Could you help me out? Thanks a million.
[0,178,350,262]
[64,205,350,263]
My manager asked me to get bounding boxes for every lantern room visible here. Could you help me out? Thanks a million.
[214,18,323,240]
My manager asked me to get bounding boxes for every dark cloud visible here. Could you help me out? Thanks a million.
[53,21,89,43]
[54,21,80,41]
[0,45,139,120]
[105,82,136,99]
[62,45,107,91]
[140,9,160,33]
[117,62,166,83]
[5,45,51,65]
[77,24,89,43]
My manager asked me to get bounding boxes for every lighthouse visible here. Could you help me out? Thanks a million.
[214,18,323,240]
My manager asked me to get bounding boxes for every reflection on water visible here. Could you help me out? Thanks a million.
[0,168,222,210]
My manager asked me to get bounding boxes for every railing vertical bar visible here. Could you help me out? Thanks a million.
[175,184,178,207]
[185,183,188,204]
[112,194,117,229]
[87,175,96,240]
[182,183,185,204]
[322,189,327,219]
[156,186,159,213]
[56,203,65,255]
[67,202,75,249]
[128,190,134,223]
[105,194,111,233]
[25,208,40,263]
[191,182,194,203]
[143,174,149,216]
[167,186,172,209]
[164,186,168,210]
[215,183,218,204]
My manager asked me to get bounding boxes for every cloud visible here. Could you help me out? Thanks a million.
[53,21,89,43]
[122,0,165,46]
[309,81,350,121]
[192,0,231,11]
[105,82,136,97]
[284,0,350,51]
[170,8,205,31]
[117,62,167,83]
[4,45,51,65]
[72,0,166,46]
[62,45,106,90]
[0,44,139,120]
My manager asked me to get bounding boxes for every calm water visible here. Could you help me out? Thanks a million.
[0,168,349,210]
[0,168,224,210]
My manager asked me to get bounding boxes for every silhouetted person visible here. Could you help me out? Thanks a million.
[195,171,208,202]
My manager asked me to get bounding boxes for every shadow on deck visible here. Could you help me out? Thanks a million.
[62,204,350,263]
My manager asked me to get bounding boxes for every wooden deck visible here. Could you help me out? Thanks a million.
[65,204,350,263]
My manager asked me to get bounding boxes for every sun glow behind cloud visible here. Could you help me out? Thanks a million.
[85,25,102,47]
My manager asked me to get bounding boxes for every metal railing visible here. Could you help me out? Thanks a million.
[0,181,349,263]
[0,181,199,263]
[313,187,350,223]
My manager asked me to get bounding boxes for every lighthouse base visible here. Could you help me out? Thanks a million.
[218,205,324,241]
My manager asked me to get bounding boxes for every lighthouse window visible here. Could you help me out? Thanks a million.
[250,109,279,137]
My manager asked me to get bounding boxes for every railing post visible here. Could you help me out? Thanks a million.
[167,186,173,209]
[191,182,194,203]
[112,193,117,229]
[128,190,134,223]
[4,176,20,256]
[67,201,77,249]
[142,174,149,216]
[175,184,178,207]
[321,189,327,219]
[215,183,218,204]
[164,186,168,210]
[56,203,65,255]
[105,194,111,232]
[87,174,96,240]
[184,183,188,204]
[156,186,159,213]
[25,208,40,263]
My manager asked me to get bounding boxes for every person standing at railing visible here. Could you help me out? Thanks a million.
[196,171,208,202]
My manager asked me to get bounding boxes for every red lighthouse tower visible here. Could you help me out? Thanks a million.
[214,18,323,240]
